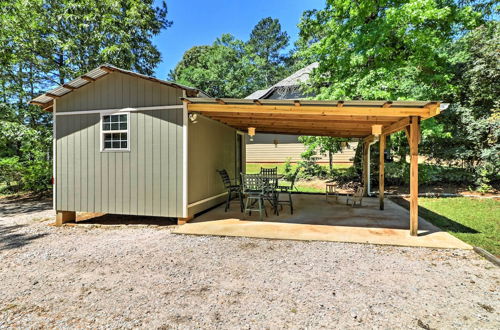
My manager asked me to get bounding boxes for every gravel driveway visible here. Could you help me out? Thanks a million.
[1,195,498,329]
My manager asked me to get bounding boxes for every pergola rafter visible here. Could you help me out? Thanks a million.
[183,97,445,236]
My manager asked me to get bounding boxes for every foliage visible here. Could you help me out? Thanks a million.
[297,150,326,179]
[0,157,23,192]
[169,17,293,97]
[296,1,498,189]
[169,35,257,97]
[382,163,475,186]
[0,0,171,193]
[422,22,499,189]
[298,136,350,172]
[297,0,485,100]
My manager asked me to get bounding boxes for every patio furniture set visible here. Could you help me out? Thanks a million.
[217,167,299,221]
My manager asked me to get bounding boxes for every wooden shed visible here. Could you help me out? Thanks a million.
[30,65,245,225]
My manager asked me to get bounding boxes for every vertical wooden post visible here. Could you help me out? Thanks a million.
[409,116,420,236]
[379,134,386,210]
[362,142,369,196]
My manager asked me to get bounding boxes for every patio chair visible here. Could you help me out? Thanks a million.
[260,167,278,176]
[346,185,365,207]
[276,168,300,214]
[241,173,267,220]
[217,169,243,212]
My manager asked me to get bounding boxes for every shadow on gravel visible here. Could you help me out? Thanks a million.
[0,224,48,251]
[0,194,52,217]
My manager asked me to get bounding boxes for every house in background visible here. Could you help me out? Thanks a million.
[30,65,245,225]
[245,62,357,164]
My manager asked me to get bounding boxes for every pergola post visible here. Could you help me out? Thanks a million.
[379,134,386,210]
[409,116,420,236]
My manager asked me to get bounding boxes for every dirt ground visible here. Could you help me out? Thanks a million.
[1,195,499,329]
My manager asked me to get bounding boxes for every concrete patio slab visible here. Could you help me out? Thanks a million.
[173,195,471,249]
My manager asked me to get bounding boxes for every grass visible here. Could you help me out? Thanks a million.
[409,197,499,256]
[245,162,350,174]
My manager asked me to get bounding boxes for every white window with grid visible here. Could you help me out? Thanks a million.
[100,113,130,151]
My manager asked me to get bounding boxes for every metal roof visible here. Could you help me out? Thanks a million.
[30,64,201,111]
[245,62,319,100]
[184,97,441,109]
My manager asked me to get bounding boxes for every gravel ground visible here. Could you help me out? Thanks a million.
[0,196,499,329]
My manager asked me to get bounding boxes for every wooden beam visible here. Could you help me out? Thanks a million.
[187,103,431,117]
[294,100,301,107]
[215,98,226,105]
[81,75,95,82]
[337,101,344,108]
[253,99,262,105]
[45,92,61,99]
[409,116,420,236]
[379,134,386,210]
[204,112,400,123]
[30,101,47,106]
[100,66,114,73]
[62,84,76,90]
[382,117,411,135]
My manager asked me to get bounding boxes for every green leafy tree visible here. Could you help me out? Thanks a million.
[298,136,349,172]
[247,17,291,87]
[0,0,172,192]
[297,0,485,100]
[170,18,293,98]
[169,34,258,97]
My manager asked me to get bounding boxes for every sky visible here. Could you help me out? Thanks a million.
[152,0,326,79]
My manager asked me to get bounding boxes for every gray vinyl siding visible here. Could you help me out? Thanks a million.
[55,71,184,217]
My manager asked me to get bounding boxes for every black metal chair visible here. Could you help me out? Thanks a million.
[276,168,300,214]
[241,173,267,220]
[217,169,243,212]
[260,167,278,176]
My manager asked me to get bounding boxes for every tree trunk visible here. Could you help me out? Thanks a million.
[329,151,333,171]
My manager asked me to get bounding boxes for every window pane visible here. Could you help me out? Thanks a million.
[112,141,120,148]
[121,141,127,148]
[103,116,111,123]
[104,134,112,142]
[119,114,127,121]
[111,133,119,139]
[120,133,127,140]
[104,141,112,148]
[103,123,110,130]
[120,123,127,130]
[111,123,119,130]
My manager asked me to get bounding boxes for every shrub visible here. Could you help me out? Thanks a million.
[22,159,52,192]
[0,157,23,192]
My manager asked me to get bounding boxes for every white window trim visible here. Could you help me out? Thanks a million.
[100,112,131,152]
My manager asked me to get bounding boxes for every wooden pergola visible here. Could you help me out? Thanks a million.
[183,97,444,236]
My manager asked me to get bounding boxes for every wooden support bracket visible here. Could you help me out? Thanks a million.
[56,211,76,226]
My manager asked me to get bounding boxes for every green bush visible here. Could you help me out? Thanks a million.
[383,162,476,186]
[330,166,360,186]
[0,157,23,192]
[22,159,52,192]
